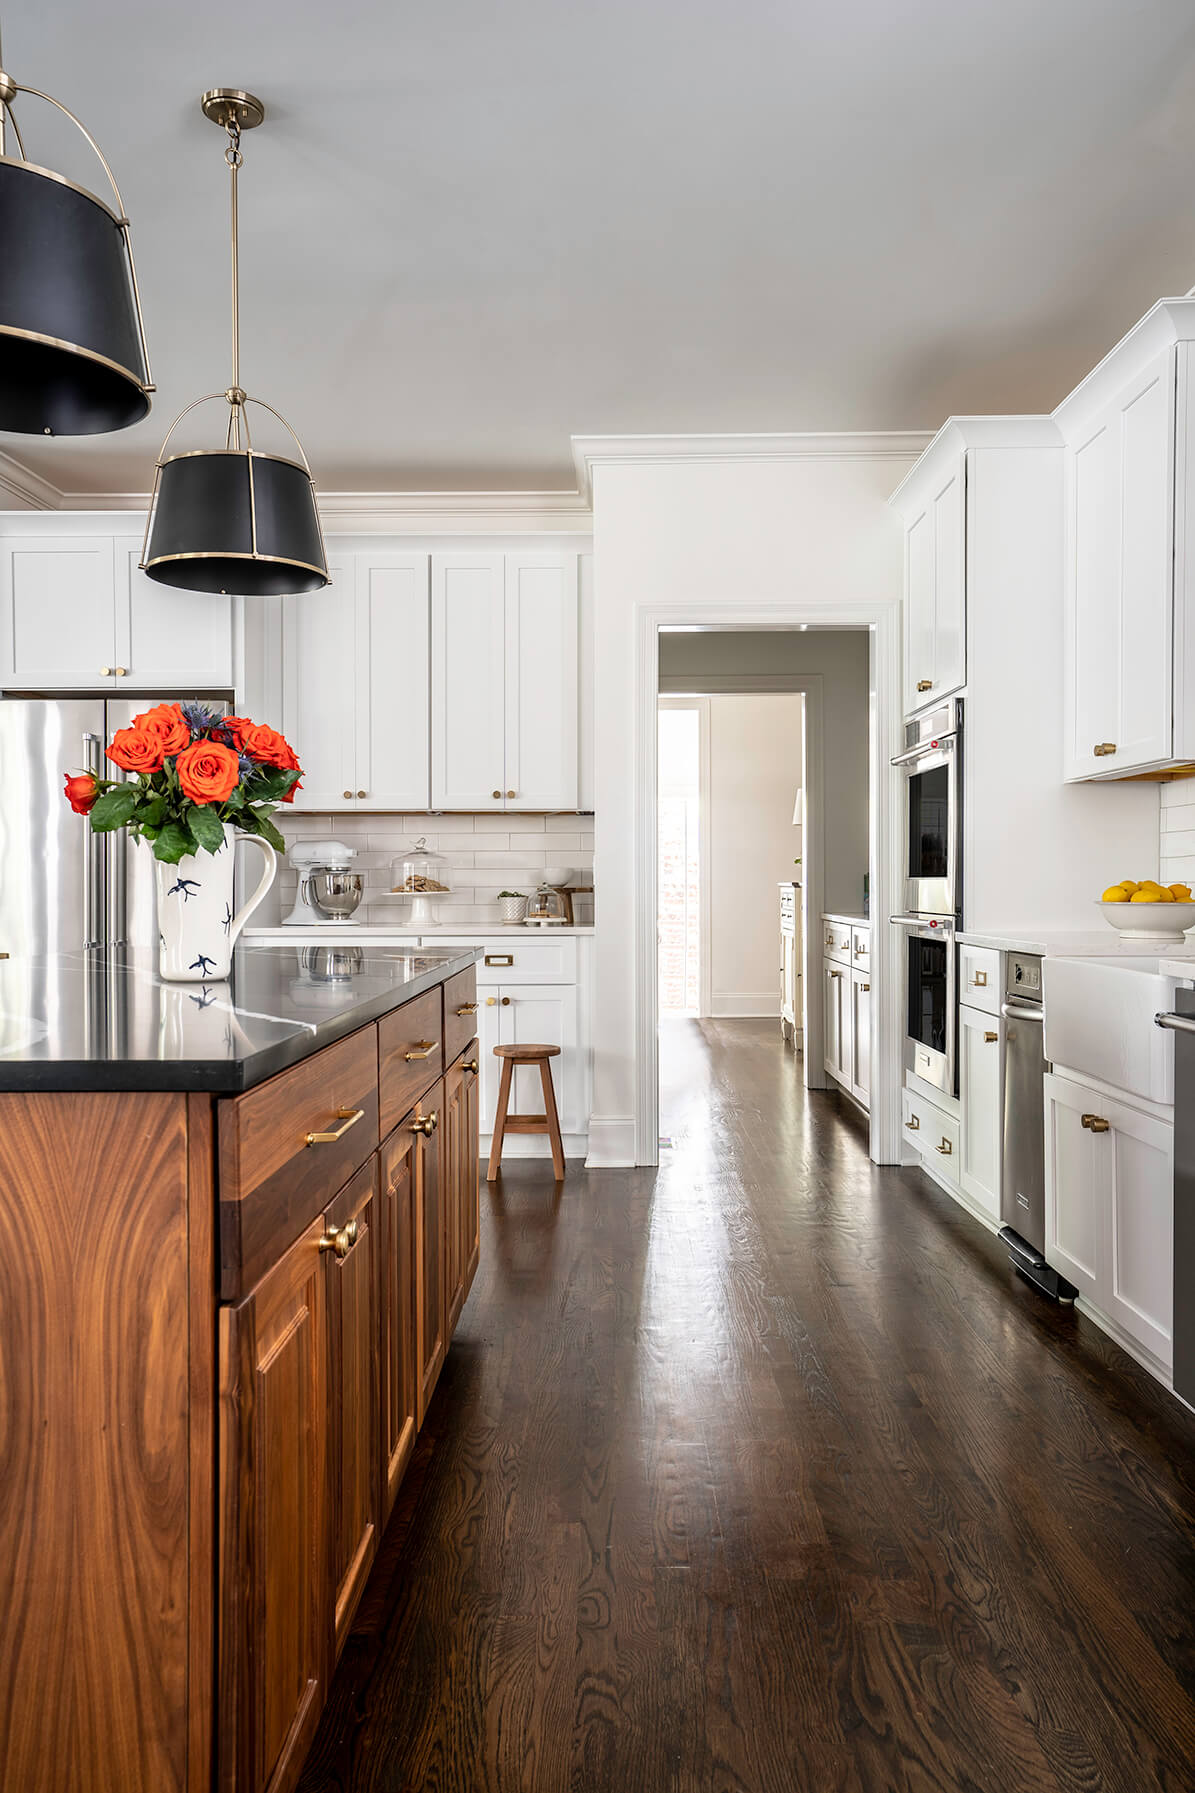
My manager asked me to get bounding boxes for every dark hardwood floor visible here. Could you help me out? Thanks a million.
[298,1018,1195,1792]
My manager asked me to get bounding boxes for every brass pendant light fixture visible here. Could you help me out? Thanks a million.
[141,89,328,597]
[0,22,153,434]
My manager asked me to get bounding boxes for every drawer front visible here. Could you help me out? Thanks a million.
[823,919,853,965]
[443,965,480,1066]
[960,944,1000,1015]
[902,1087,960,1188]
[780,887,796,924]
[379,987,444,1137]
[441,937,578,985]
[219,1026,380,1299]
[851,926,870,971]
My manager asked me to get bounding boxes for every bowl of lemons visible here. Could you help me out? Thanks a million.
[1097,878,1195,941]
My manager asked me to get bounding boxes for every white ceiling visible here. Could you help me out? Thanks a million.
[6,0,1195,495]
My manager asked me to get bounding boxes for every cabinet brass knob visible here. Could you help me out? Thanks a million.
[411,1110,439,1136]
[306,1106,365,1146]
[357,789,367,799]
[100,665,112,677]
[916,679,933,692]
[905,1116,920,1131]
[1081,1112,1110,1133]
[861,982,870,992]
[492,789,502,799]
[318,1217,359,1260]
[936,1137,953,1156]
[507,789,516,798]
[114,666,127,677]
[403,1041,435,1061]
[486,996,498,1006]
[1093,743,1117,757]
[501,995,512,1005]
[464,1058,479,1073]
[984,1030,998,1043]
[343,790,353,800]
[828,969,841,979]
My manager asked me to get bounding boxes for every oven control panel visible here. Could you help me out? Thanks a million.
[1007,953,1043,1000]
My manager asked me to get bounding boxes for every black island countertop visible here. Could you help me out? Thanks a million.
[0,941,480,1094]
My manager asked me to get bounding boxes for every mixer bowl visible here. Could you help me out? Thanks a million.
[304,870,364,919]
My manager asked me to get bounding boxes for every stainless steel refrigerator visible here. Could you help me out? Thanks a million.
[0,695,231,957]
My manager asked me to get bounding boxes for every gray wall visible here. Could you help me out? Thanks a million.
[659,629,870,918]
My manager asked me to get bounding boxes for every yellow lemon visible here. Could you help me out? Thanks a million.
[1130,888,1164,902]
[1139,881,1165,895]
[1101,885,1130,903]
[1169,883,1192,900]
[1120,880,1140,895]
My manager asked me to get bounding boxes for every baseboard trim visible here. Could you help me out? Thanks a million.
[710,993,779,1018]
[584,1115,637,1168]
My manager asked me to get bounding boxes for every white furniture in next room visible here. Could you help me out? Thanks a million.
[823,915,870,1111]
[779,882,803,1052]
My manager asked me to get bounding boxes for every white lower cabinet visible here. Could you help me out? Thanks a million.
[849,970,871,1107]
[903,1085,960,1190]
[823,959,851,1086]
[477,984,581,1139]
[1044,1071,1173,1372]
[959,1003,1002,1220]
[824,932,870,1112]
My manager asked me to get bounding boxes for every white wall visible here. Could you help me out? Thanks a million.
[704,692,803,1016]
[588,445,918,1166]
[660,630,869,917]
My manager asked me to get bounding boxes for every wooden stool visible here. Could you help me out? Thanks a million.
[487,1043,565,1181]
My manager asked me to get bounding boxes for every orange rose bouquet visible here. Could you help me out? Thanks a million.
[63,701,302,864]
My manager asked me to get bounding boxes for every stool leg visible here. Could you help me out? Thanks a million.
[538,1056,566,1181]
[487,1057,515,1180]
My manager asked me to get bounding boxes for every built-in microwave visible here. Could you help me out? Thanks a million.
[891,697,962,920]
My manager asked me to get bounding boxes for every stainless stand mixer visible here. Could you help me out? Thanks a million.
[283,840,364,926]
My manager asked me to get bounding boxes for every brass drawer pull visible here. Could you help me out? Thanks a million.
[306,1106,365,1147]
[855,942,866,955]
[905,1115,920,1131]
[404,1041,436,1061]
[828,969,841,979]
[1081,1112,1110,1133]
[972,970,988,987]
[1093,743,1117,757]
[861,982,870,992]
[464,1057,479,1073]
[825,932,834,946]
[984,1030,998,1044]
[457,1001,480,1014]
[936,1137,953,1156]
[484,954,514,967]
[318,1217,358,1260]
[916,679,933,692]
[411,1110,439,1136]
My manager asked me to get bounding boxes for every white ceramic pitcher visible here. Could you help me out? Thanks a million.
[153,836,276,981]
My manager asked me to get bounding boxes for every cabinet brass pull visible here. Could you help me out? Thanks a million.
[1093,743,1117,757]
[100,666,111,676]
[861,982,870,992]
[343,790,353,800]
[404,1041,436,1061]
[484,954,514,967]
[456,1001,479,1014]
[936,1137,953,1156]
[464,1058,479,1073]
[411,1110,439,1136]
[318,1218,358,1260]
[855,943,866,955]
[828,969,841,979]
[306,1106,365,1146]
[507,789,516,798]
[905,1115,920,1131]
[825,932,834,946]
[972,970,988,987]
[486,996,498,1006]
[917,679,933,692]
[492,789,502,799]
[984,1030,998,1043]
[501,995,512,1005]
[1081,1112,1110,1133]
[114,666,127,677]
[357,789,367,799]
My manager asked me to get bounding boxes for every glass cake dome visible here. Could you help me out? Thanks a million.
[391,837,452,926]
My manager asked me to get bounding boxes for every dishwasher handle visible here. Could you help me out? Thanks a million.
[1156,1010,1195,1036]
[1000,1000,1044,1023]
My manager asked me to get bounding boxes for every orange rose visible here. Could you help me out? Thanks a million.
[134,702,190,756]
[176,739,240,805]
[223,716,251,749]
[280,775,302,805]
[63,771,98,815]
[107,725,164,775]
[236,720,301,772]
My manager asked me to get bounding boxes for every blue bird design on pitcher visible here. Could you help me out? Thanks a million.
[189,953,217,977]
[167,876,202,903]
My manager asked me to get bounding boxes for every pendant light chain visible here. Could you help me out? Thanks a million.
[225,114,245,448]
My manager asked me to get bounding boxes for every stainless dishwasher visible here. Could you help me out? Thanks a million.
[998,952,1078,1301]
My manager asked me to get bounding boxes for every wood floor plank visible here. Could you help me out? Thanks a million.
[298,1019,1195,1793]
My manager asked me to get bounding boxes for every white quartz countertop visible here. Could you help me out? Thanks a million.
[246,924,595,941]
[958,926,1195,960]
[823,912,869,928]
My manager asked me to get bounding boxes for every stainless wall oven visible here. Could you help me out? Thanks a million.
[892,914,956,1093]
[892,697,962,920]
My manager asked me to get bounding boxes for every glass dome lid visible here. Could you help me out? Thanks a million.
[391,837,451,896]
[525,879,568,923]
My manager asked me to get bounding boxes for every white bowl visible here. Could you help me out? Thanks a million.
[543,865,574,886]
[1096,899,1195,942]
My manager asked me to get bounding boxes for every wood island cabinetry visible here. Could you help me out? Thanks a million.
[0,957,481,1793]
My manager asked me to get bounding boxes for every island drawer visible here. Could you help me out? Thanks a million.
[218,1025,380,1299]
[443,965,479,1066]
[378,987,444,1135]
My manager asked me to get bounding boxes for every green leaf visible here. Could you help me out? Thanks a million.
[187,803,226,855]
[89,786,139,831]
[256,814,287,853]
[246,766,294,801]
[152,819,197,864]
[137,795,168,827]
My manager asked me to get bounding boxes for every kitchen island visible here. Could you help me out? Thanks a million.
[0,942,483,1793]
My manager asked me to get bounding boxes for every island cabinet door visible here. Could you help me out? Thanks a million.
[414,1080,447,1421]
[461,1045,481,1302]
[442,1057,466,1335]
[379,1124,418,1523]
[219,1213,328,1793]
[323,1156,381,1663]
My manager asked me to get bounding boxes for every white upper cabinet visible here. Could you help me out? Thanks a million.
[894,447,966,717]
[0,529,234,693]
[432,551,579,810]
[283,553,432,812]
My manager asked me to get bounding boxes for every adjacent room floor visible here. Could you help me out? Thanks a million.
[299,1019,1195,1792]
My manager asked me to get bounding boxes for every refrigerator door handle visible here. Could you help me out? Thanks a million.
[82,732,104,947]
[108,788,128,946]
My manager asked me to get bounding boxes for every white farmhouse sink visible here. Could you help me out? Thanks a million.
[1043,956,1194,1105]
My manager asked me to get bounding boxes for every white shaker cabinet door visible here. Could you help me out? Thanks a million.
[958,1004,1001,1220]
[1102,1093,1173,1369]
[431,554,506,809]
[114,541,235,692]
[902,457,965,717]
[1044,1073,1102,1304]
[823,960,845,1083]
[1,536,117,689]
[355,554,430,810]
[498,983,581,1135]
[503,554,578,810]
[280,561,356,811]
[850,969,871,1110]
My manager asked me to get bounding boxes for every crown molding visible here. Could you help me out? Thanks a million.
[0,448,61,511]
[887,414,1060,514]
[36,483,593,534]
[570,430,933,503]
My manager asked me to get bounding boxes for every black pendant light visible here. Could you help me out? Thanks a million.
[0,25,153,434]
[141,89,328,597]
